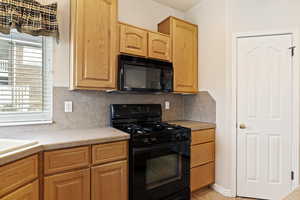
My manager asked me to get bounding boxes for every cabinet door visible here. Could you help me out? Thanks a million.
[148,32,171,61]
[0,155,38,197]
[120,24,148,57]
[1,180,39,200]
[191,162,215,192]
[44,169,90,200]
[91,160,127,200]
[172,19,198,93]
[71,0,117,90]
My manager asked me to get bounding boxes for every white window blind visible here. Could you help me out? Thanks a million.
[0,30,53,125]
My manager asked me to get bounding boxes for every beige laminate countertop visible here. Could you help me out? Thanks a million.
[0,127,129,166]
[168,120,216,131]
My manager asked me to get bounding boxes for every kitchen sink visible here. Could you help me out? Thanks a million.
[0,139,38,155]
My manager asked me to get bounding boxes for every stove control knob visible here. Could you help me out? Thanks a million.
[143,138,150,144]
[175,134,181,140]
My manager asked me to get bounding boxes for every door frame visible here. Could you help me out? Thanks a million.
[230,30,300,197]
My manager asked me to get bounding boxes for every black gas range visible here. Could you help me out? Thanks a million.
[111,104,191,200]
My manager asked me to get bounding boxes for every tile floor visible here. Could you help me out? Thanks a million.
[191,188,255,200]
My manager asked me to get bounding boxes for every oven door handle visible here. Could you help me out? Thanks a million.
[133,141,189,154]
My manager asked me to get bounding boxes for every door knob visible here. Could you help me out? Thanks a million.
[239,124,247,129]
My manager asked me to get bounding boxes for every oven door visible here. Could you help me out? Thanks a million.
[131,141,190,200]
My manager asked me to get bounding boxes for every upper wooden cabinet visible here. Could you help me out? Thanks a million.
[158,17,198,93]
[119,23,171,61]
[120,23,148,57]
[148,32,171,61]
[70,0,118,90]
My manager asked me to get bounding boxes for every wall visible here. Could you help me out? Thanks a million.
[184,0,300,194]
[184,0,230,189]
[0,0,217,132]
[53,0,184,87]
[231,0,300,33]
[229,0,300,190]
[183,92,216,123]
[0,88,185,133]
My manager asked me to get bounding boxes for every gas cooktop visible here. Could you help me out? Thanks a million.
[111,104,191,147]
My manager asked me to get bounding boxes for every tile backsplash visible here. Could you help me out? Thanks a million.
[183,91,216,123]
[0,87,216,133]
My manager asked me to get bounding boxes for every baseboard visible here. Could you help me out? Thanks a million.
[211,184,235,197]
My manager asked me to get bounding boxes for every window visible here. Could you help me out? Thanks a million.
[0,30,53,125]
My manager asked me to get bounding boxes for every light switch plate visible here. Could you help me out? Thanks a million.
[64,101,73,113]
[165,101,170,110]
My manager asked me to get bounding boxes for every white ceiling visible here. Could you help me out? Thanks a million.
[153,0,202,11]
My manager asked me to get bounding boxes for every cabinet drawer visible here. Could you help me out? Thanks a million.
[148,32,171,61]
[1,180,39,200]
[191,162,215,192]
[120,23,148,57]
[192,129,215,145]
[92,141,128,165]
[0,155,38,197]
[44,146,90,175]
[191,142,214,168]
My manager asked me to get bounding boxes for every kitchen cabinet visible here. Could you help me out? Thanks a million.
[0,180,39,200]
[148,32,171,61]
[0,155,38,197]
[120,23,148,57]
[92,141,128,165]
[119,23,171,61]
[191,162,215,191]
[190,129,215,192]
[158,17,198,93]
[44,169,90,200]
[91,160,128,200]
[43,141,128,200]
[70,0,118,90]
[44,146,90,175]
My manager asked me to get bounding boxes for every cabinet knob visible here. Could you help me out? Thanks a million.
[239,124,247,129]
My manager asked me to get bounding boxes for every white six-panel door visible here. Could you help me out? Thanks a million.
[237,34,293,200]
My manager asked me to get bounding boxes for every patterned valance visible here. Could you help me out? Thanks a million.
[0,0,59,39]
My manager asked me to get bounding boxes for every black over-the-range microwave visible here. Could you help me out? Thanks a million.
[118,54,173,93]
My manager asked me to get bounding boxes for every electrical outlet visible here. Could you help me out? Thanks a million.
[64,101,73,113]
[165,101,170,110]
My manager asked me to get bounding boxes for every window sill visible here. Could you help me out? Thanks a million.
[0,120,53,127]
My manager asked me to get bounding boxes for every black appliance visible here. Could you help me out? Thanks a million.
[111,104,191,200]
[118,55,173,93]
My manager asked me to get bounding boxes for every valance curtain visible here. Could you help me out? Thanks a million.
[0,0,59,39]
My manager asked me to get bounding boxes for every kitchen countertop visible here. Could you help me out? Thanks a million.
[0,127,129,166]
[168,120,216,131]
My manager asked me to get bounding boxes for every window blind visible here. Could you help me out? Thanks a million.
[0,30,53,125]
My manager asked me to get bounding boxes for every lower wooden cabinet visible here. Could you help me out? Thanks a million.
[191,142,215,167]
[2,141,128,200]
[44,169,90,200]
[0,155,38,198]
[91,160,128,200]
[0,180,39,200]
[190,129,215,192]
[191,162,215,192]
